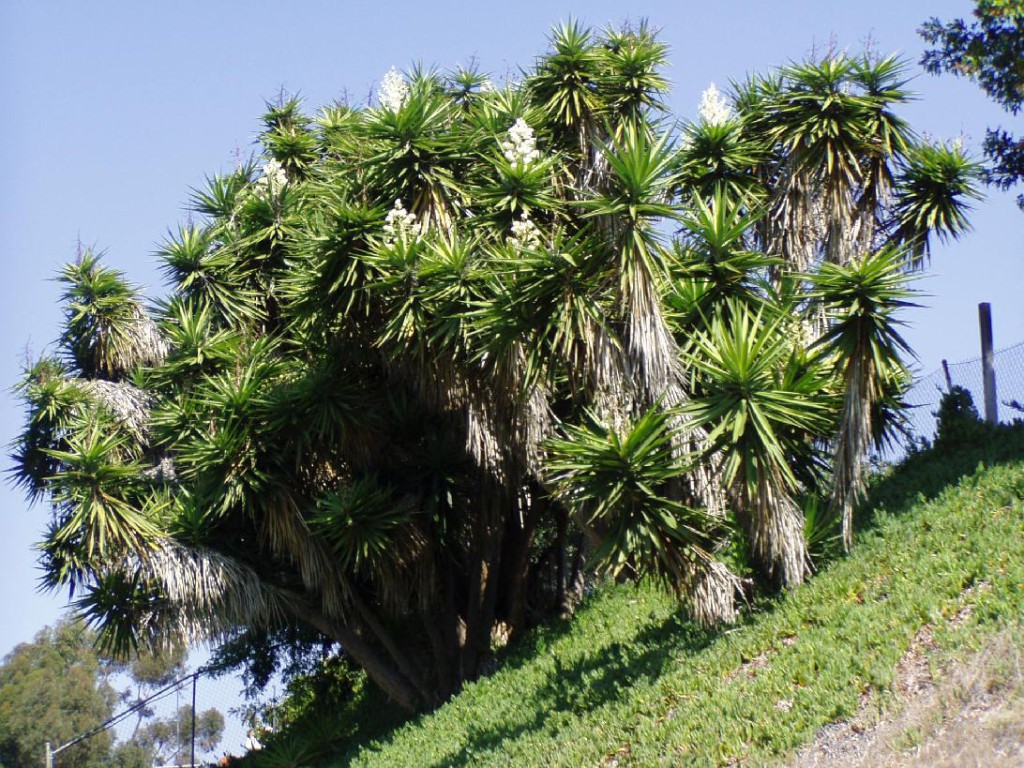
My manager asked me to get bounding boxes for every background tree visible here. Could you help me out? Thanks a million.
[0,619,222,768]
[920,0,1024,208]
[0,621,115,768]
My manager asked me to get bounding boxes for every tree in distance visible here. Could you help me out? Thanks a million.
[0,621,222,768]
[921,0,1024,208]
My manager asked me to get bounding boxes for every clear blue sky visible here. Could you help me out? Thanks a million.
[1,0,1021,658]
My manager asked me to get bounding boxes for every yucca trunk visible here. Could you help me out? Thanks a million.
[744,472,809,588]
[831,348,874,551]
[688,559,741,628]
[128,541,437,709]
[622,257,728,522]
[623,258,679,403]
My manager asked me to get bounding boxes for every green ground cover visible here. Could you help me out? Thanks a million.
[324,427,1024,767]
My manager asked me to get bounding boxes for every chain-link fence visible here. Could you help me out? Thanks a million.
[898,340,1024,452]
[46,664,259,768]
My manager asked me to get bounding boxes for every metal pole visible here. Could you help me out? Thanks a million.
[191,673,197,768]
[942,359,953,392]
[979,302,998,424]
[45,741,53,768]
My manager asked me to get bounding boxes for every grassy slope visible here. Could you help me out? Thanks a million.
[335,431,1024,767]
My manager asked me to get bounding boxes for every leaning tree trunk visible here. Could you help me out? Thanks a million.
[331,622,422,711]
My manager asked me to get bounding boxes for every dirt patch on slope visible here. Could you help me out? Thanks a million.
[788,586,1024,767]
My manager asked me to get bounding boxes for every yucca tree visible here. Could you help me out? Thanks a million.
[545,407,738,627]
[671,191,774,323]
[677,85,766,205]
[59,253,169,379]
[13,23,981,718]
[685,301,831,587]
[681,65,979,578]
[809,247,918,551]
[720,53,913,274]
[745,55,914,271]
[581,121,683,403]
[891,142,983,267]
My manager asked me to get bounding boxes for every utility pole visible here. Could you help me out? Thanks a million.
[191,674,197,768]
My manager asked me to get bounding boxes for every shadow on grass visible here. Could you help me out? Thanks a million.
[802,423,1024,575]
[860,422,1024,529]
[413,616,715,768]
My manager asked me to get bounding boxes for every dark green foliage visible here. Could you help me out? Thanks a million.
[10,357,88,502]
[799,493,842,561]
[932,385,992,451]
[233,657,405,768]
[921,1,1024,208]
[545,408,727,589]
[312,477,419,576]
[892,143,984,265]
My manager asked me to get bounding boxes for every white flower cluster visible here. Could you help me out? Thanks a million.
[510,212,541,250]
[698,83,733,126]
[254,158,288,195]
[382,199,421,245]
[378,67,409,111]
[501,118,541,166]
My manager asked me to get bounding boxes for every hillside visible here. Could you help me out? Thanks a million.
[313,427,1024,767]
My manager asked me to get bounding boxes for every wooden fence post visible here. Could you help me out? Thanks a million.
[979,302,997,425]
